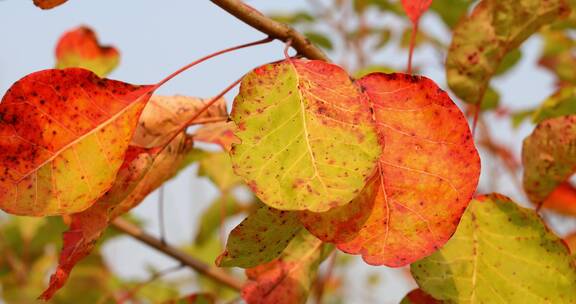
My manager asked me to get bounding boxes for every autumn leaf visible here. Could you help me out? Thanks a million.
[400,289,442,304]
[132,95,228,148]
[217,206,302,268]
[230,59,381,212]
[39,132,194,300]
[522,115,576,205]
[446,0,569,104]
[194,195,245,246]
[0,68,154,216]
[300,73,480,267]
[194,121,239,152]
[33,0,67,9]
[55,26,120,77]
[539,29,576,85]
[540,182,576,216]
[401,0,432,25]
[242,230,329,304]
[565,231,576,254]
[411,194,576,303]
[165,293,216,304]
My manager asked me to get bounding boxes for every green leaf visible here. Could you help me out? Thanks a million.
[198,151,243,191]
[539,29,576,84]
[230,59,381,212]
[430,0,473,28]
[480,86,500,111]
[446,0,569,104]
[269,11,315,25]
[216,206,302,268]
[522,115,576,204]
[304,31,334,50]
[411,194,576,303]
[194,195,244,246]
[494,49,522,76]
[532,86,576,123]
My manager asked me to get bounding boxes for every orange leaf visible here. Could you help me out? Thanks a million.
[33,0,67,9]
[565,231,576,254]
[541,182,576,216]
[401,0,433,24]
[300,73,480,266]
[0,68,153,216]
[55,26,120,77]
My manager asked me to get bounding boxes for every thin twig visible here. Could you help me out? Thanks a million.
[111,218,244,291]
[158,185,167,245]
[210,0,328,61]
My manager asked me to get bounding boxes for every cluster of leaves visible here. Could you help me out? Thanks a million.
[2,0,576,303]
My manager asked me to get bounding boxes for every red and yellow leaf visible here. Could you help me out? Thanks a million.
[401,0,433,24]
[0,68,153,216]
[300,73,480,266]
[541,182,576,216]
[242,230,327,304]
[33,0,67,9]
[194,121,239,152]
[230,59,382,212]
[55,26,120,77]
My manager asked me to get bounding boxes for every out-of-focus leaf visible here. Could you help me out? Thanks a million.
[0,68,154,216]
[540,182,576,216]
[480,86,500,111]
[374,28,393,49]
[33,0,67,9]
[412,194,576,302]
[194,195,244,246]
[354,0,403,14]
[401,0,433,24]
[304,32,334,50]
[430,0,473,28]
[242,230,328,304]
[539,29,576,84]
[132,95,227,148]
[522,115,576,205]
[494,48,522,75]
[270,11,315,25]
[164,293,216,304]
[230,59,381,212]
[565,231,576,254]
[532,86,576,123]
[194,121,239,152]
[198,151,243,191]
[217,206,302,268]
[55,26,120,77]
[400,289,443,304]
[300,73,480,267]
[446,0,569,104]
[511,109,535,128]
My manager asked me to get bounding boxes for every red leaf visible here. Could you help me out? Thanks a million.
[541,182,576,216]
[401,288,443,304]
[55,26,120,77]
[33,0,67,9]
[300,73,480,266]
[0,68,153,216]
[401,0,433,24]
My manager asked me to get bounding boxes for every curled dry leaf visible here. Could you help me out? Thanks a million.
[446,0,569,104]
[242,230,328,304]
[230,59,381,212]
[33,0,68,9]
[522,115,576,205]
[300,73,480,267]
[411,194,576,303]
[55,26,120,77]
[132,95,228,148]
[217,206,302,268]
[0,68,153,216]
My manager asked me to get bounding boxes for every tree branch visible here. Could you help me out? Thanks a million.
[111,218,244,291]
[210,0,329,61]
